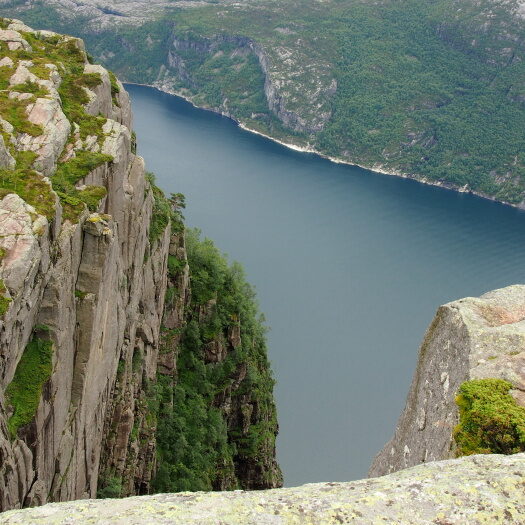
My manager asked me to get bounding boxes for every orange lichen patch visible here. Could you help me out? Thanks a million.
[475,304,525,327]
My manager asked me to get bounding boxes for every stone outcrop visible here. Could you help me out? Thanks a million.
[0,20,170,510]
[0,19,281,511]
[2,453,525,524]
[369,284,525,477]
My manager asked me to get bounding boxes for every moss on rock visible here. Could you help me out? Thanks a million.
[5,335,53,439]
[0,278,11,316]
[454,378,525,456]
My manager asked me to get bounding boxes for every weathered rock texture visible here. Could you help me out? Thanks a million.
[370,284,525,477]
[0,20,170,510]
[0,20,280,511]
[1,453,525,524]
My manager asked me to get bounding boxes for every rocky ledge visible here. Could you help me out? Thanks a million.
[370,284,525,477]
[1,453,524,524]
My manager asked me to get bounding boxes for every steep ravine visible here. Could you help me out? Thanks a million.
[0,19,280,511]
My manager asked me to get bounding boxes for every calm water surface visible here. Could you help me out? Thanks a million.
[126,84,525,486]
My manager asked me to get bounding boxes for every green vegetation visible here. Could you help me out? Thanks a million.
[164,40,268,119]
[147,172,185,244]
[5,334,53,439]
[0,90,43,136]
[0,278,11,316]
[0,21,115,223]
[96,475,122,499]
[52,150,110,222]
[108,71,120,106]
[7,0,525,202]
[75,289,88,299]
[454,378,525,456]
[153,228,280,492]
[0,168,56,218]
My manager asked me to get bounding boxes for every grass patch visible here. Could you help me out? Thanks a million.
[15,150,37,170]
[29,61,52,80]
[55,184,106,222]
[454,378,525,456]
[0,278,11,316]
[79,72,102,89]
[0,95,43,136]
[5,335,53,439]
[53,151,112,187]
[0,168,56,219]
[10,80,48,97]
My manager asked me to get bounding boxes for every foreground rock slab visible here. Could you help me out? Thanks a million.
[2,453,524,524]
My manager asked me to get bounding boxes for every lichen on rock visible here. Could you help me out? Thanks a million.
[2,453,525,524]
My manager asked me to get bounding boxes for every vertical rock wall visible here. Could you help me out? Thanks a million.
[0,21,170,510]
[0,19,282,511]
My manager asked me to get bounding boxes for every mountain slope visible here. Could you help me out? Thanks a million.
[2,0,525,204]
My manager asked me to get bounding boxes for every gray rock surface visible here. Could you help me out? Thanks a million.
[2,453,525,524]
[0,21,171,511]
[369,284,525,477]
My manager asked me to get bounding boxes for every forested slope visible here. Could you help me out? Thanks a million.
[3,0,524,203]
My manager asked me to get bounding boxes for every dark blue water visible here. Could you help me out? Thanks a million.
[126,84,525,487]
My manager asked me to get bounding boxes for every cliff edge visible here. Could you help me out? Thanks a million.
[0,19,280,511]
[370,284,525,477]
[1,453,524,524]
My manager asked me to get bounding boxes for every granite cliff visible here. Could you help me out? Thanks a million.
[0,19,281,511]
[370,284,525,477]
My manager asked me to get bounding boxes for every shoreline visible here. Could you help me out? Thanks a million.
[125,81,523,211]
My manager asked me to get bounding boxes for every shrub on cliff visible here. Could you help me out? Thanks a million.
[454,378,525,456]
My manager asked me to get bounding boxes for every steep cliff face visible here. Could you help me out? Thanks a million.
[369,284,525,477]
[0,19,280,511]
[0,18,170,509]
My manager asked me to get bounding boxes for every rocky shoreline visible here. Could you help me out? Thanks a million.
[127,82,524,212]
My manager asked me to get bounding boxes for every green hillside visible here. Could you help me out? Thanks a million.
[6,0,525,203]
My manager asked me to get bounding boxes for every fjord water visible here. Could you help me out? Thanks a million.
[127,84,525,486]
